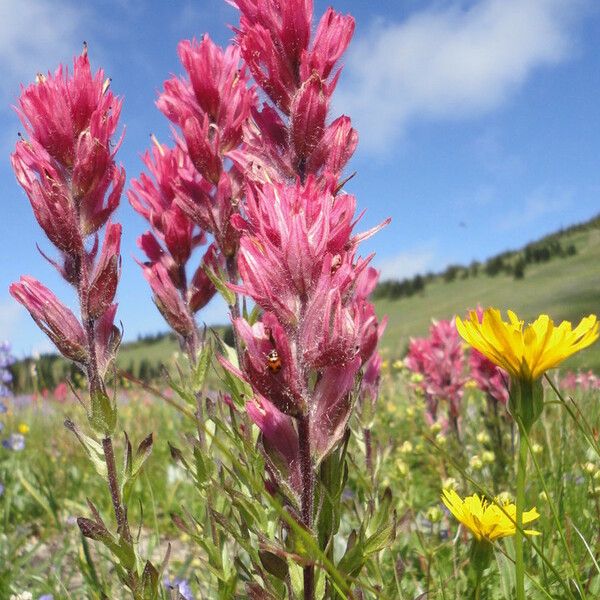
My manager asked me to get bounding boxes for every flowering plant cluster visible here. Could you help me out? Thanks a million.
[405,318,468,431]
[405,309,512,434]
[129,35,258,355]
[8,49,159,598]
[7,1,600,599]
[559,369,600,392]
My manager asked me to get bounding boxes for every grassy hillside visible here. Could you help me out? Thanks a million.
[11,217,600,391]
[377,223,600,371]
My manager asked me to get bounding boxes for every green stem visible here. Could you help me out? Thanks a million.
[298,415,315,600]
[515,424,528,600]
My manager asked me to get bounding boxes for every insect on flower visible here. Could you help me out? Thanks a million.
[266,349,282,373]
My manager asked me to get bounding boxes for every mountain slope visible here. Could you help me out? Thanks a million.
[377,222,600,371]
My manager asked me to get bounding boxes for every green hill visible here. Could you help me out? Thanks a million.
[109,213,600,373]
[10,215,600,392]
[377,216,600,371]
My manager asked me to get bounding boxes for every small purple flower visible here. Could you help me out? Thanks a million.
[39,595,54,600]
[0,402,7,413]
[0,342,14,399]
[2,433,25,452]
[164,576,194,600]
[0,482,4,497]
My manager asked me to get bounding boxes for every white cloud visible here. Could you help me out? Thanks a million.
[0,0,85,106]
[498,185,573,230]
[375,247,436,281]
[338,0,586,151]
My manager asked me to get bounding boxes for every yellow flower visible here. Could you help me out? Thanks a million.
[442,489,540,542]
[476,431,490,444]
[456,309,598,381]
[18,423,30,435]
[399,441,413,454]
[469,455,483,470]
[482,451,496,464]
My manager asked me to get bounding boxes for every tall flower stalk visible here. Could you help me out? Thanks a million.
[220,1,389,597]
[10,48,157,599]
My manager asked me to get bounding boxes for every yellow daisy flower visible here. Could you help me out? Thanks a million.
[18,423,30,435]
[441,489,540,542]
[456,309,598,382]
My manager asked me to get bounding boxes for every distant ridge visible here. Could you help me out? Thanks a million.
[9,213,600,391]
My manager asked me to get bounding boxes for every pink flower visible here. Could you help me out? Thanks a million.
[130,140,222,339]
[405,319,467,420]
[560,370,600,392]
[13,51,124,240]
[246,395,301,492]
[11,141,83,254]
[88,222,121,319]
[231,315,305,417]
[231,178,364,325]
[158,37,255,154]
[140,262,196,338]
[310,357,361,461]
[302,8,355,81]
[153,35,255,263]
[230,0,357,182]
[469,348,509,405]
[188,243,222,313]
[223,0,388,481]
[129,143,203,266]
[10,277,87,362]
[15,51,121,167]
[10,48,125,385]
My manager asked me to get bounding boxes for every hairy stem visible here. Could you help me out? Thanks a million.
[364,427,374,487]
[298,415,314,600]
[225,254,244,364]
[102,436,131,543]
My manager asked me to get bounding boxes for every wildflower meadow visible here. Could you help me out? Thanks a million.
[1,1,599,599]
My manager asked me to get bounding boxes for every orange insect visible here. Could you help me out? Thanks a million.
[266,349,282,373]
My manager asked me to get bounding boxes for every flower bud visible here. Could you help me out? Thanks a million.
[88,222,121,319]
[10,276,87,362]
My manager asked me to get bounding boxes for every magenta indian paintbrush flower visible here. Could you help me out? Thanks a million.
[245,395,301,493]
[222,184,384,448]
[157,35,256,259]
[228,0,356,183]
[131,35,255,350]
[10,48,124,389]
[405,318,467,426]
[129,141,221,345]
[10,277,87,362]
[220,1,388,507]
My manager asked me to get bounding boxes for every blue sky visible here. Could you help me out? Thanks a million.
[1,0,599,356]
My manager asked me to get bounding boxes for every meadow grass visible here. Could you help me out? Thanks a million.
[1,361,599,598]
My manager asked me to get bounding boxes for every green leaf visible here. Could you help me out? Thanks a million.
[132,433,154,477]
[193,339,213,393]
[141,560,159,600]
[204,264,236,307]
[259,549,289,581]
[89,388,117,435]
[64,418,107,478]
